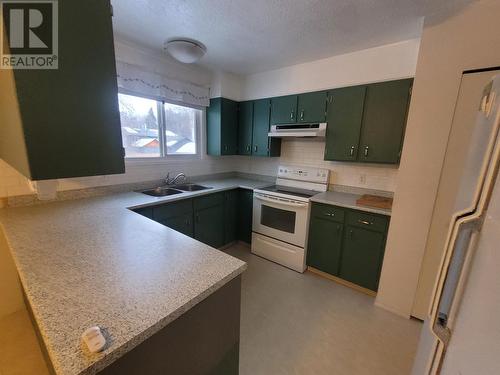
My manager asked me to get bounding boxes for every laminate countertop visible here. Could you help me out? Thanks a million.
[311,191,392,216]
[0,178,272,375]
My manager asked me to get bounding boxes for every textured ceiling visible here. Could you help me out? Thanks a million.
[112,0,474,75]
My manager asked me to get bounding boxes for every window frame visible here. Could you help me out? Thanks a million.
[118,89,203,162]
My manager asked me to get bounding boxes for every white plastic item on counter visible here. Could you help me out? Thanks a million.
[82,326,106,353]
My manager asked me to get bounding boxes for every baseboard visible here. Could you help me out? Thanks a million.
[307,266,377,297]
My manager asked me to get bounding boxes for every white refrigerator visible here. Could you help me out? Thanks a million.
[412,73,500,374]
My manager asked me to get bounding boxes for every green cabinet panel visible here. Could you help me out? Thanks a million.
[153,199,193,221]
[324,86,366,161]
[252,99,281,157]
[134,207,154,219]
[340,226,386,291]
[162,214,194,237]
[224,190,238,244]
[0,0,124,180]
[206,97,238,156]
[358,79,413,164]
[194,204,225,248]
[237,189,253,244]
[297,91,327,123]
[271,95,298,124]
[307,216,344,276]
[237,101,253,155]
[193,193,224,211]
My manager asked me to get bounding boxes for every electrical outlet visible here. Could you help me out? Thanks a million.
[359,174,367,185]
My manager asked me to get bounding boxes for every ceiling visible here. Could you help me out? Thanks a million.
[112,0,474,75]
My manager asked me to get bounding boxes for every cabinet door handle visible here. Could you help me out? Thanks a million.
[185,219,190,226]
[290,111,294,120]
[224,145,228,151]
[246,145,251,151]
[254,145,258,152]
[300,110,304,120]
[358,219,373,226]
[350,146,355,156]
[349,229,354,239]
[195,214,199,223]
[324,212,335,217]
[336,225,341,233]
[364,146,369,157]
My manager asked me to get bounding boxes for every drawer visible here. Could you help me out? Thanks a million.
[346,210,389,233]
[311,203,345,223]
[153,199,193,221]
[194,192,224,211]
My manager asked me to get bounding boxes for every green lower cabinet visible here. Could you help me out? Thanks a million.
[224,190,239,244]
[162,214,194,237]
[194,204,225,248]
[134,206,154,219]
[237,189,253,244]
[307,216,343,276]
[307,203,389,292]
[340,226,386,291]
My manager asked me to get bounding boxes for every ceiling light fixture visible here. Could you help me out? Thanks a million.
[164,38,207,64]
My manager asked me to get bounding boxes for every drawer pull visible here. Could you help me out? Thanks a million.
[324,213,335,217]
[358,219,373,225]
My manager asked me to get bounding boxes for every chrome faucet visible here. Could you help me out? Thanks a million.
[165,172,187,185]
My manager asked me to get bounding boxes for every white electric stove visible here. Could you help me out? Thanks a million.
[252,165,330,272]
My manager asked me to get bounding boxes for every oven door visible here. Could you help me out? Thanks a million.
[252,192,310,247]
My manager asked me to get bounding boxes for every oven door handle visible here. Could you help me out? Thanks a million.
[255,194,308,208]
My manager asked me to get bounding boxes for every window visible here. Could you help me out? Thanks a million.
[118,92,201,159]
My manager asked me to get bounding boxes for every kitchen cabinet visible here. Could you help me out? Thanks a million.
[358,79,413,164]
[323,79,412,164]
[206,97,238,155]
[224,190,239,244]
[324,86,367,161]
[297,91,327,123]
[271,95,298,124]
[237,101,254,155]
[163,214,194,237]
[307,204,344,276]
[194,193,225,248]
[237,189,254,244]
[237,99,281,157]
[152,199,194,237]
[271,92,326,125]
[307,203,389,292]
[134,207,154,219]
[0,0,124,180]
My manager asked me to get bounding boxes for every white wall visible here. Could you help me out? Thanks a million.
[242,39,420,100]
[210,70,244,101]
[375,0,500,318]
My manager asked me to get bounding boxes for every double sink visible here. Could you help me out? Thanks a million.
[141,183,212,197]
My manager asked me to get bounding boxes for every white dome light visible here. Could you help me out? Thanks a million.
[164,39,206,64]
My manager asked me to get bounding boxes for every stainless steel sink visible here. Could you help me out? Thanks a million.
[173,184,212,192]
[141,187,183,197]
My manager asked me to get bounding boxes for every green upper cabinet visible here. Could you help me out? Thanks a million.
[358,79,413,164]
[206,97,238,156]
[252,99,281,157]
[237,101,254,155]
[297,91,327,123]
[0,0,125,180]
[271,95,298,124]
[324,86,366,161]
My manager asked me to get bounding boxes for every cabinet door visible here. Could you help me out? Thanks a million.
[238,189,253,244]
[297,91,327,123]
[307,216,344,276]
[271,95,298,124]
[252,99,272,156]
[163,214,194,237]
[3,0,124,180]
[238,101,253,155]
[358,79,413,164]
[224,190,238,244]
[340,226,386,291]
[194,205,225,248]
[324,86,366,161]
[134,207,153,219]
[221,98,239,155]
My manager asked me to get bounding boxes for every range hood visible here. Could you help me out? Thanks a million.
[268,123,327,138]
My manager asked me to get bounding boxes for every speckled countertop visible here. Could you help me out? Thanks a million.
[0,178,272,375]
[311,191,392,216]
